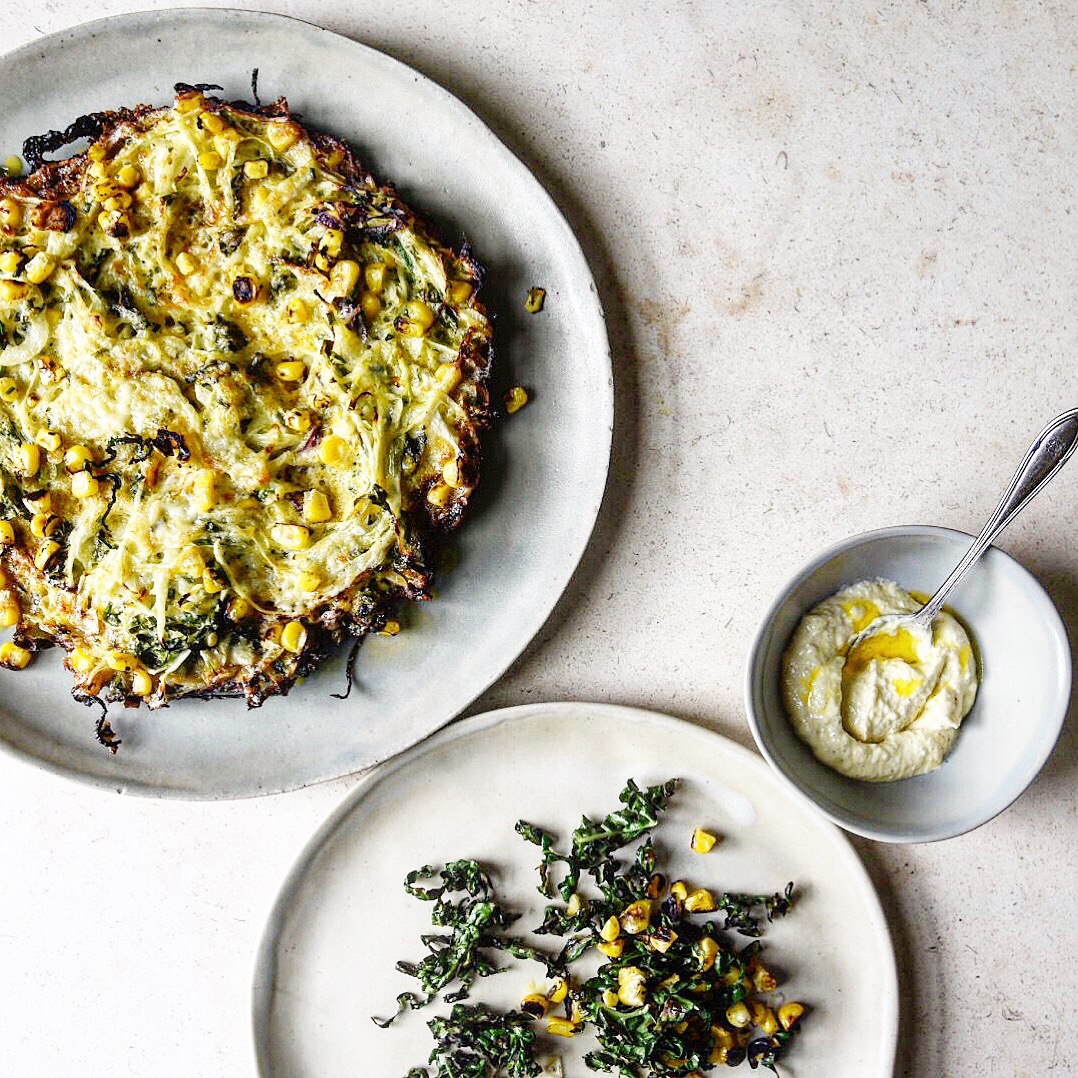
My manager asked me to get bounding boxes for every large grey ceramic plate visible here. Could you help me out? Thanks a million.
[0,11,612,798]
[253,703,898,1076]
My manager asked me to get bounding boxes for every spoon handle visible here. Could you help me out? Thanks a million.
[918,408,1078,624]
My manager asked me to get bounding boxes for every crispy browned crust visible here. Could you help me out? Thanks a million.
[1,88,495,715]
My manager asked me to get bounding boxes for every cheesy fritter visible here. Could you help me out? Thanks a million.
[0,90,493,709]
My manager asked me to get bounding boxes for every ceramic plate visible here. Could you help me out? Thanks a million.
[253,703,898,1077]
[0,11,611,797]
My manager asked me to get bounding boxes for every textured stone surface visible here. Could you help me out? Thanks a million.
[0,2,1075,1075]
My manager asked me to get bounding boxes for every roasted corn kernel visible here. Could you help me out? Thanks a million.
[435,363,461,393]
[0,598,19,628]
[0,641,31,669]
[360,291,381,320]
[329,258,360,297]
[521,993,548,1019]
[364,262,386,292]
[546,1017,576,1038]
[319,434,350,467]
[504,385,529,414]
[175,251,197,276]
[448,279,473,304]
[426,483,451,508]
[30,513,59,539]
[18,443,40,478]
[566,893,585,918]
[116,164,141,189]
[285,297,309,324]
[194,470,216,512]
[33,539,60,571]
[280,621,308,653]
[691,828,718,854]
[69,647,96,674]
[547,978,569,1004]
[276,360,306,382]
[303,490,332,524]
[0,197,22,227]
[106,651,138,672]
[65,444,94,472]
[684,888,717,913]
[596,939,625,959]
[441,458,460,488]
[750,963,778,993]
[395,298,436,336]
[648,927,678,953]
[0,280,29,302]
[228,597,252,621]
[778,1002,805,1032]
[525,286,546,313]
[198,150,223,171]
[620,900,651,935]
[36,430,62,452]
[600,915,621,943]
[726,1001,752,1028]
[0,521,14,544]
[750,1001,779,1036]
[23,253,57,285]
[298,571,321,593]
[243,159,269,179]
[131,668,154,697]
[617,966,647,1007]
[379,620,401,637]
[0,377,17,403]
[266,122,298,151]
[0,250,21,274]
[202,568,226,595]
[694,936,719,972]
[71,471,100,499]
[199,110,226,135]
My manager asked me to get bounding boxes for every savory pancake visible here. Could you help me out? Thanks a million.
[0,88,493,711]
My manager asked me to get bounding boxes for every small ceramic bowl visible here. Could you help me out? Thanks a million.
[745,526,1071,842]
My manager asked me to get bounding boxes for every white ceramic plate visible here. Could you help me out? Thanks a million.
[253,703,898,1077]
[0,11,611,797]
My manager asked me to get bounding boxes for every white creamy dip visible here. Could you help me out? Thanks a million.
[781,579,978,782]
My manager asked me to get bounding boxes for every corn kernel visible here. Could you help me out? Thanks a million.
[646,872,667,899]
[131,668,154,697]
[87,143,107,162]
[215,132,240,156]
[360,291,381,320]
[71,471,100,499]
[396,299,436,337]
[525,286,546,313]
[30,513,59,539]
[448,279,473,304]
[435,363,461,393]
[198,150,223,171]
[0,521,14,544]
[726,1001,752,1028]
[298,571,321,593]
[324,147,345,168]
[266,121,298,151]
[104,193,133,212]
[0,641,31,669]
[0,197,22,227]
[202,568,226,595]
[0,250,21,274]
[602,989,620,1008]
[251,186,272,209]
[228,597,251,621]
[694,936,719,971]
[34,539,60,571]
[617,966,647,1007]
[106,651,138,672]
[379,619,401,637]
[750,964,778,993]
[65,445,94,473]
[778,1002,805,1032]
[69,647,95,674]
[176,91,204,114]
[648,928,678,953]
[0,377,18,403]
[670,880,689,901]
[505,386,529,414]
[566,893,585,918]
[0,280,29,302]
[750,1001,780,1036]
[23,253,57,285]
[3,156,21,177]
[175,251,197,276]
[426,483,451,508]
[199,111,226,135]
[283,409,311,433]
[18,443,40,478]
[322,228,343,257]
[546,1017,576,1039]
[194,470,216,513]
[441,458,460,488]
[329,259,360,297]
[35,430,62,452]
[319,435,350,467]
[276,360,306,382]
[684,888,717,913]
[273,523,311,551]
[280,620,308,653]
[243,159,269,179]
[285,297,309,324]
[364,263,386,293]
[596,939,625,959]
[600,915,621,943]
[115,163,141,188]
[0,598,19,628]
[691,828,718,854]
[303,490,332,524]
[520,993,549,1019]
[620,900,651,935]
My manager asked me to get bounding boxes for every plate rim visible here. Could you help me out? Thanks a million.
[251,700,900,1076]
[0,8,614,799]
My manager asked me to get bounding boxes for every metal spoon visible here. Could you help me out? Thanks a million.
[847,407,1078,652]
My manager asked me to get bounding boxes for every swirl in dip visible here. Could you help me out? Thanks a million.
[781,579,978,782]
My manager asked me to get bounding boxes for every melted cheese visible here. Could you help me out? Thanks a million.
[0,93,491,702]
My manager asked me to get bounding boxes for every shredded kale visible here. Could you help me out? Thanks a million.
[408,1004,541,1078]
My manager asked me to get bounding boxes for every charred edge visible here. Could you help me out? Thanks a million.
[152,429,191,462]
[174,81,224,95]
[23,112,116,173]
[332,639,363,700]
[250,68,261,107]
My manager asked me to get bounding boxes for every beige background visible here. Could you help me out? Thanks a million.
[1,2,1075,1074]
